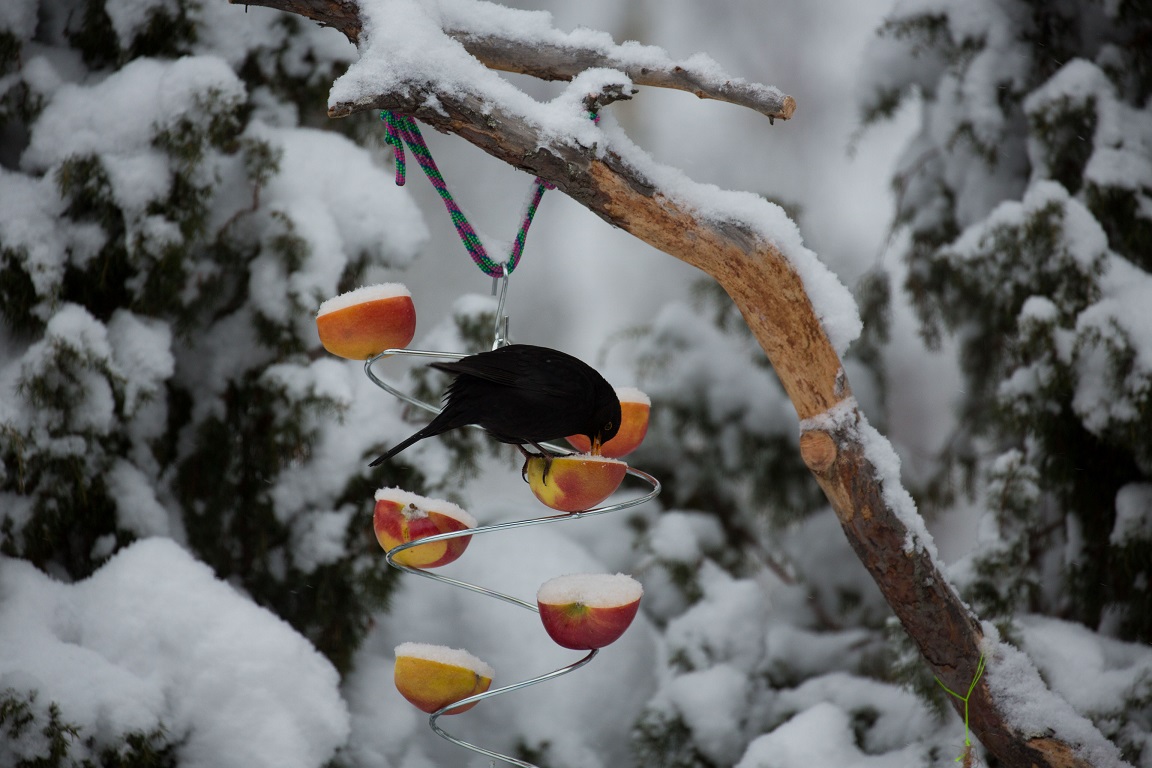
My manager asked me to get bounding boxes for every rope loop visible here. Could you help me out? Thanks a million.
[380,110,600,279]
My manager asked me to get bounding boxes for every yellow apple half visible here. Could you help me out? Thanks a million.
[394,643,494,715]
[525,455,627,513]
[316,283,416,360]
[373,488,477,568]
[567,387,650,458]
[537,573,643,650]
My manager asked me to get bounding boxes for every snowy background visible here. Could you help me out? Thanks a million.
[3,0,1149,767]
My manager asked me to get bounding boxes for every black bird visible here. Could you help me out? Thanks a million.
[369,344,621,466]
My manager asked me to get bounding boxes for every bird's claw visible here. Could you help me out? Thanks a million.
[518,445,555,485]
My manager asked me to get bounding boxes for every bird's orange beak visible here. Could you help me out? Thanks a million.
[590,435,603,456]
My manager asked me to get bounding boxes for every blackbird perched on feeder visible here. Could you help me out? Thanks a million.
[369,344,621,466]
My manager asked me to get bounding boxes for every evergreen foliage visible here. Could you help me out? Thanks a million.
[861,0,1152,641]
[1,688,179,768]
[0,0,425,729]
[855,0,1152,761]
[624,1,1152,764]
[619,285,908,765]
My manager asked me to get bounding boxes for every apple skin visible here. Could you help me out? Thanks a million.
[567,398,650,458]
[537,573,643,649]
[525,455,627,513]
[373,497,472,568]
[316,294,416,360]
[394,656,492,715]
[537,593,642,650]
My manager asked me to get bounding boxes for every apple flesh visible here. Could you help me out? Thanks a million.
[394,643,493,715]
[537,573,643,650]
[525,455,627,513]
[567,387,650,458]
[316,283,416,360]
[373,488,476,568]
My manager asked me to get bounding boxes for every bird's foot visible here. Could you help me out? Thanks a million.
[518,443,556,484]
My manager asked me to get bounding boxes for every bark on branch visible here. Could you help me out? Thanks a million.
[232,2,1118,766]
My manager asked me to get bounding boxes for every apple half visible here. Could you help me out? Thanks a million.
[316,283,416,360]
[373,488,477,568]
[567,387,651,458]
[525,454,627,513]
[394,643,493,715]
[537,573,643,650]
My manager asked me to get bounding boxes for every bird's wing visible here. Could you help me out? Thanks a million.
[429,345,588,398]
[430,357,521,386]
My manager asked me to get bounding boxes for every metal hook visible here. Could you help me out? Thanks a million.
[492,268,511,349]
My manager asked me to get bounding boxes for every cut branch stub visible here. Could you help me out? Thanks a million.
[799,430,837,473]
[582,82,636,114]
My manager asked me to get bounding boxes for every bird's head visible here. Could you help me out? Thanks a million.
[587,395,622,456]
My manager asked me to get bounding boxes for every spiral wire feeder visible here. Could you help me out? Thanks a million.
[365,272,661,767]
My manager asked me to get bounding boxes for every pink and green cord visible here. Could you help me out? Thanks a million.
[381,111,597,278]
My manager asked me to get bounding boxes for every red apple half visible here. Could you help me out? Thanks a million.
[537,573,643,650]
[316,283,416,360]
[373,488,476,568]
[394,642,493,715]
[567,387,651,458]
[525,454,627,513]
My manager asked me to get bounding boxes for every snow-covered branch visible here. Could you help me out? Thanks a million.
[234,0,795,122]
[445,32,795,123]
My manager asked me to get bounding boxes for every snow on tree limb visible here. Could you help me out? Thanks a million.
[444,34,795,123]
[232,0,795,122]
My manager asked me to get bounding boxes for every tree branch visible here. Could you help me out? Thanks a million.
[239,0,362,40]
[447,32,796,123]
[236,0,794,122]
[231,1,1121,766]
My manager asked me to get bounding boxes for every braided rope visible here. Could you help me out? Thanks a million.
[383,120,407,186]
[382,111,598,278]
[383,112,504,276]
[507,180,549,274]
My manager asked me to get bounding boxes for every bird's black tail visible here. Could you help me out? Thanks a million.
[368,428,431,467]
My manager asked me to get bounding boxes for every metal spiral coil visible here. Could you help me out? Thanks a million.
[364,301,661,766]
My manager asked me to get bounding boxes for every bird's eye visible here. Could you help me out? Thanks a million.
[605,421,614,431]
